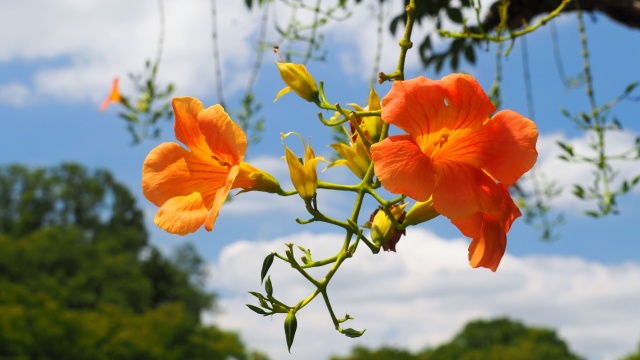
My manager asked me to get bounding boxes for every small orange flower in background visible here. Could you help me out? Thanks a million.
[99,77,123,111]
[142,97,281,235]
[370,74,538,270]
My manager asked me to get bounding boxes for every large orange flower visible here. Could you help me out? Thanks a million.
[142,97,280,235]
[371,74,538,220]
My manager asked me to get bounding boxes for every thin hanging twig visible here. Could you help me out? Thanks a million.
[211,0,226,107]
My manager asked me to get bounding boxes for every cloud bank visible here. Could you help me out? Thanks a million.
[205,229,640,360]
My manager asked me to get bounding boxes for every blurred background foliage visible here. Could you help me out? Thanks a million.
[0,163,267,360]
[330,318,584,360]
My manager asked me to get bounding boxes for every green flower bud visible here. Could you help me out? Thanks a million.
[284,310,298,353]
[369,203,407,252]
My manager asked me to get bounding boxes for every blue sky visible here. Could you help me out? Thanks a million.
[1,1,640,359]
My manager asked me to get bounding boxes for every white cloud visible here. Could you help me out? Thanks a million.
[523,131,640,214]
[325,1,428,83]
[205,229,640,360]
[0,1,264,105]
[0,82,30,106]
[0,0,431,106]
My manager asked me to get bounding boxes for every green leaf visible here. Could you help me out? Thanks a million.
[342,328,366,338]
[450,53,459,70]
[579,112,591,124]
[463,45,476,63]
[621,180,630,193]
[248,291,269,308]
[247,304,269,315]
[272,303,289,313]
[573,185,585,199]
[447,7,463,23]
[265,276,273,298]
[585,210,601,218]
[261,253,275,284]
[284,310,297,353]
[624,81,638,94]
[557,141,574,157]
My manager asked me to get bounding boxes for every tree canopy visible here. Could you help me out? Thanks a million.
[331,317,583,360]
[0,163,265,360]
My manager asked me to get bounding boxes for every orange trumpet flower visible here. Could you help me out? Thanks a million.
[371,74,538,219]
[370,74,538,270]
[142,97,281,235]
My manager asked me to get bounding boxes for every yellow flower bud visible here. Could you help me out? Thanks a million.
[404,198,440,226]
[275,62,320,103]
[328,134,371,180]
[369,203,407,252]
[234,162,283,195]
[348,86,383,143]
[282,132,325,201]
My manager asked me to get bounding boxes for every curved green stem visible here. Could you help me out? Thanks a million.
[440,0,572,44]
[317,180,360,192]
[378,0,417,83]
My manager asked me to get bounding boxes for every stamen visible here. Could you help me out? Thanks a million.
[211,155,229,167]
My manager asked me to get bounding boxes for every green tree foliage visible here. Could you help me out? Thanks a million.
[331,317,583,360]
[378,0,640,71]
[424,318,583,360]
[330,345,427,360]
[620,342,640,360]
[0,163,266,360]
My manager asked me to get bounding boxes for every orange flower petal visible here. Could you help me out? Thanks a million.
[481,110,539,185]
[142,142,228,207]
[440,73,495,131]
[198,104,247,167]
[450,184,521,271]
[204,164,239,231]
[381,77,447,143]
[450,212,483,238]
[154,192,209,235]
[381,75,495,151]
[172,97,211,158]
[467,219,506,272]
[432,162,502,218]
[371,135,435,201]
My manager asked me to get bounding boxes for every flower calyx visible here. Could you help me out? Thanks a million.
[366,203,407,252]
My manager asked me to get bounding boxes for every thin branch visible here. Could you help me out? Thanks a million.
[211,0,226,107]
